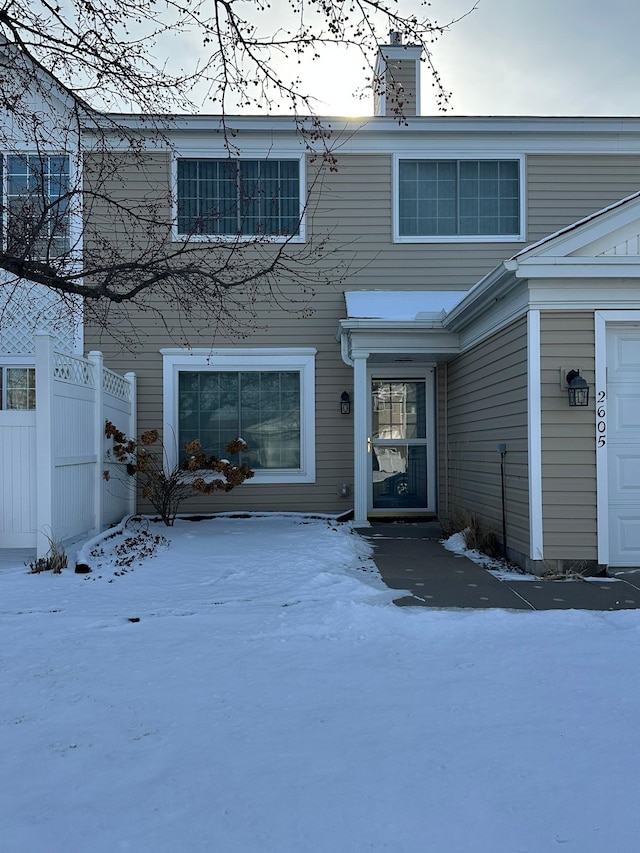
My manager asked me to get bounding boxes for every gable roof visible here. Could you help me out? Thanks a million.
[445,191,640,330]
[509,190,640,265]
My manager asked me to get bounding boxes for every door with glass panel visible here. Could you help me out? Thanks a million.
[370,377,434,511]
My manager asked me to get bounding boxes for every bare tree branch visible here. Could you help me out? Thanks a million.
[0,0,477,343]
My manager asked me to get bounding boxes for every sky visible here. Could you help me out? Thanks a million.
[2,514,640,851]
[292,0,640,117]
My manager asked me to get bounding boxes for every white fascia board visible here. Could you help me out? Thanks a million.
[338,318,449,331]
[443,263,516,330]
[527,279,640,310]
[456,288,530,353]
[102,114,640,134]
[337,323,460,359]
[512,258,640,278]
[92,115,640,158]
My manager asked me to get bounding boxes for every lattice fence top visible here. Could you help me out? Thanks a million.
[0,281,80,355]
[53,351,95,387]
[102,367,132,401]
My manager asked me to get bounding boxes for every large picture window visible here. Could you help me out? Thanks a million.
[179,371,301,470]
[176,159,301,238]
[163,349,316,484]
[398,159,521,239]
[2,154,70,257]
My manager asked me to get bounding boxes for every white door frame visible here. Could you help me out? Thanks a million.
[366,365,437,516]
[595,310,640,566]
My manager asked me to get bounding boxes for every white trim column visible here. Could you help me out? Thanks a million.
[527,310,543,561]
[594,312,608,564]
[352,351,369,526]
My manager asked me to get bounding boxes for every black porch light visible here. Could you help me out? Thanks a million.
[340,391,351,415]
[566,369,589,407]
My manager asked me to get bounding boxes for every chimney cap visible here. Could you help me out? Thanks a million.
[389,31,403,45]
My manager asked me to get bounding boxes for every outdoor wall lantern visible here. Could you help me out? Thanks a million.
[566,369,590,407]
[340,391,351,415]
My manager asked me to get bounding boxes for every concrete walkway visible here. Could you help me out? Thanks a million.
[363,522,640,611]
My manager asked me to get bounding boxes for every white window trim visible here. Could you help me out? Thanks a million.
[162,347,316,484]
[1,151,81,260]
[0,362,37,411]
[170,154,307,244]
[392,153,526,243]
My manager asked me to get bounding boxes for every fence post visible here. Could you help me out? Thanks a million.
[35,332,55,558]
[89,351,104,535]
[124,371,137,516]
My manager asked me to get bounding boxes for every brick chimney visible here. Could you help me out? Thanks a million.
[374,32,423,119]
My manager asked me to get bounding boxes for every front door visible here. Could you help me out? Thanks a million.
[369,374,435,513]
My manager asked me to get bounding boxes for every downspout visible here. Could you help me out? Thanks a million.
[340,327,353,367]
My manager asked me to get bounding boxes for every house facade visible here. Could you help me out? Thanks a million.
[3,42,640,571]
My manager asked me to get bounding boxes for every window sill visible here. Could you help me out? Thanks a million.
[180,468,314,486]
[394,234,525,244]
[172,233,305,245]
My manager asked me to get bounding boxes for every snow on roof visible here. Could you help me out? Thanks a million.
[344,290,466,320]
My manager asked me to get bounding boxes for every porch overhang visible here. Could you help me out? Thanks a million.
[337,291,464,365]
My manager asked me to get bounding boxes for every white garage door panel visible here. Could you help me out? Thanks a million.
[610,516,640,560]
[607,324,640,566]
[609,335,640,376]
[607,390,640,433]
[608,453,640,499]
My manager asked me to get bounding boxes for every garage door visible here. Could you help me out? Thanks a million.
[607,324,640,566]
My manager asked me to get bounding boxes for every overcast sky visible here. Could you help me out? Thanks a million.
[307,0,640,117]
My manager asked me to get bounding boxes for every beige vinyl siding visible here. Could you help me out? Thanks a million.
[540,310,596,560]
[84,146,640,518]
[444,318,529,559]
[527,154,640,242]
[307,155,524,289]
[84,151,526,516]
[382,59,417,117]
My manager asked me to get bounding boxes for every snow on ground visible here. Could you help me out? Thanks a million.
[2,515,640,852]
[443,530,622,582]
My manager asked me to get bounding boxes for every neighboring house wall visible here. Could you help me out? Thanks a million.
[444,318,530,561]
[540,309,597,564]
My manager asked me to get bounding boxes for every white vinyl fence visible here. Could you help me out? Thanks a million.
[0,332,136,557]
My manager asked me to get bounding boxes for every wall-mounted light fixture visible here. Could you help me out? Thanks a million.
[566,369,589,407]
[340,391,351,415]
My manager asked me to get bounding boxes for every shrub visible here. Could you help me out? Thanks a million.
[104,421,254,526]
[29,534,68,573]
[446,509,502,559]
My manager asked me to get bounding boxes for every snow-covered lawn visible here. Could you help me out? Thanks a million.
[2,515,639,853]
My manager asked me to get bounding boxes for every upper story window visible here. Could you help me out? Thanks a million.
[2,154,70,257]
[397,159,522,241]
[176,158,301,239]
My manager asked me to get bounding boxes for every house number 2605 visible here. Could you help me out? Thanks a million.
[597,390,606,447]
